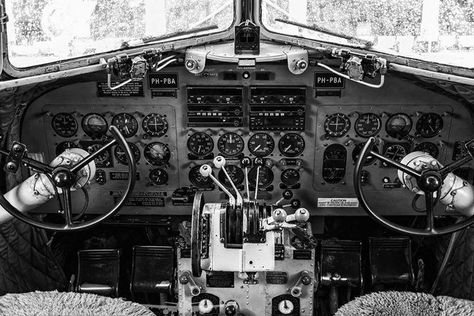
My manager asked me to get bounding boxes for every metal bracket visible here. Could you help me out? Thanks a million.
[464,139,474,159]
[284,48,308,75]
[185,48,210,74]
[5,142,27,173]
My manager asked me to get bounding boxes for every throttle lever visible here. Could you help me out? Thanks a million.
[241,156,251,201]
[214,156,242,206]
[199,164,236,207]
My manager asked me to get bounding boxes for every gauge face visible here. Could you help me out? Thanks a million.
[82,113,108,138]
[142,113,168,137]
[114,143,140,165]
[355,113,381,137]
[383,143,408,162]
[189,165,214,189]
[414,141,439,158]
[324,113,351,137]
[278,299,294,315]
[386,113,412,139]
[55,141,79,156]
[248,165,274,189]
[281,168,300,186]
[278,133,305,157]
[149,168,168,185]
[187,132,214,157]
[112,113,138,138]
[144,142,171,166]
[52,113,78,137]
[217,132,244,156]
[218,165,245,188]
[84,143,112,167]
[352,143,379,165]
[322,144,347,184]
[248,133,275,157]
[416,113,443,138]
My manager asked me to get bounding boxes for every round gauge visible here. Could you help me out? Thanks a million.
[55,141,79,156]
[82,113,108,138]
[324,113,351,137]
[114,143,140,165]
[144,142,171,166]
[414,141,439,158]
[383,143,408,162]
[198,299,214,314]
[248,133,275,157]
[248,165,274,189]
[51,113,78,138]
[352,143,379,165]
[278,133,305,157]
[281,169,300,186]
[217,132,244,156]
[416,113,443,138]
[111,113,138,138]
[189,165,214,189]
[85,143,111,166]
[218,165,245,188]
[355,113,381,137]
[149,168,168,185]
[278,299,295,315]
[142,113,168,137]
[386,113,412,139]
[187,132,214,157]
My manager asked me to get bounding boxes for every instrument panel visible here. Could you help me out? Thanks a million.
[20,64,474,216]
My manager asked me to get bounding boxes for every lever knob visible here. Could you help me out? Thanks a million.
[241,156,251,167]
[272,208,287,222]
[295,208,310,222]
[199,164,212,177]
[213,156,226,168]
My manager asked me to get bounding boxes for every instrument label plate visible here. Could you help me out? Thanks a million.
[317,198,359,208]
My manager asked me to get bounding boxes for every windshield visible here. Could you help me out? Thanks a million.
[262,0,474,68]
[5,0,234,68]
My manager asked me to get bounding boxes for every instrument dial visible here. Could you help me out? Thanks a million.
[281,168,300,186]
[352,143,379,165]
[278,299,295,315]
[248,133,275,157]
[189,165,214,189]
[355,113,381,137]
[142,113,168,137]
[85,143,112,167]
[414,141,439,158]
[383,143,408,162]
[248,165,274,189]
[55,141,79,156]
[198,299,214,314]
[218,165,245,188]
[217,132,244,156]
[82,113,108,138]
[386,113,412,139]
[149,168,168,185]
[111,113,138,138]
[51,113,78,137]
[278,133,305,157]
[114,142,140,165]
[144,142,171,166]
[416,113,443,138]
[324,113,351,137]
[187,132,214,157]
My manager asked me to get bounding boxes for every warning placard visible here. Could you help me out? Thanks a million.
[317,198,359,208]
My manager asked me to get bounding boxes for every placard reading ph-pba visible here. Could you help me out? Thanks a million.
[314,72,345,88]
[149,73,179,89]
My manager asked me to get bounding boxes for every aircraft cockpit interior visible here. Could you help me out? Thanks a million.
[0,0,474,315]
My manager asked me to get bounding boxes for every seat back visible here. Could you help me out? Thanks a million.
[320,239,362,287]
[76,249,121,297]
[130,245,174,297]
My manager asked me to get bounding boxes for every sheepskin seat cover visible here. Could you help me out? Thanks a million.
[0,290,155,316]
[336,291,474,316]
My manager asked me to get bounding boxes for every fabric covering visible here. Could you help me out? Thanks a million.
[0,220,67,295]
[0,290,155,316]
[336,291,474,316]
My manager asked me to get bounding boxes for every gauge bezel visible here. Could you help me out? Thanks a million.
[187,132,214,157]
[189,165,214,189]
[149,168,169,185]
[383,143,408,163]
[324,113,351,137]
[385,113,413,139]
[142,113,168,137]
[51,113,78,138]
[415,112,443,138]
[218,164,245,188]
[114,142,141,164]
[354,113,382,137]
[248,132,275,157]
[278,133,305,157]
[352,143,379,165]
[280,168,300,186]
[217,132,244,156]
[81,113,108,138]
[111,113,139,138]
[144,142,171,166]
[248,165,274,189]
[414,141,440,159]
